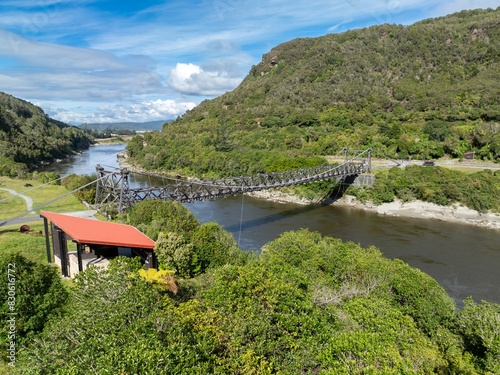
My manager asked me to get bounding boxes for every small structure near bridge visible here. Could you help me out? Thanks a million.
[463,151,475,160]
[41,211,157,277]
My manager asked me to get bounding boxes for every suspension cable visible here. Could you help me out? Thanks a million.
[0,174,68,203]
[1,176,105,225]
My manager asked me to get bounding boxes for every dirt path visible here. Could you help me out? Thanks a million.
[0,187,34,212]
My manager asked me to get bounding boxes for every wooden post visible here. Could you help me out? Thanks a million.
[57,229,69,277]
[76,243,84,273]
[42,217,52,263]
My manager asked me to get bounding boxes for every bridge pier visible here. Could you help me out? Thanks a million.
[350,174,375,187]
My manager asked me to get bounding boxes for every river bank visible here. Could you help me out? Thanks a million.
[249,189,500,230]
[118,152,500,230]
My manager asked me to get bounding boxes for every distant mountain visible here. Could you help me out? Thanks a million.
[79,120,166,132]
[0,92,92,176]
[127,8,500,178]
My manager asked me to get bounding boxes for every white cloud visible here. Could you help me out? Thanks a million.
[0,29,167,102]
[1,0,498,124]
[46,99,197,124]
[168,62,243,96]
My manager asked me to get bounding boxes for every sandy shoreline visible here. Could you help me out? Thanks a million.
[249,190,500,230]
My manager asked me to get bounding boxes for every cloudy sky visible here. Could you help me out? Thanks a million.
[0,0,498,124]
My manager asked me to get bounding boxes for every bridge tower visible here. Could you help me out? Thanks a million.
[95,165,131,212]
[343,148,372,173]
[93,147,373,211]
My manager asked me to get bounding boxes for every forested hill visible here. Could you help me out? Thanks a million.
[127,8,500,178]
[0,92,92,176]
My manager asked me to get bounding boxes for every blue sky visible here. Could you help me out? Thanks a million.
[0,0,498,124]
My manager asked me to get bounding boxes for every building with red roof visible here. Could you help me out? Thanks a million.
[41,211,157,277]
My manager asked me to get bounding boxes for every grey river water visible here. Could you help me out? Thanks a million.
[43,144,500,305]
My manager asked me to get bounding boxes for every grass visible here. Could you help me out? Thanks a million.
[0,222,47,263]
[0,176,86,219]
[0,176,90,266]
[0,190,26,220]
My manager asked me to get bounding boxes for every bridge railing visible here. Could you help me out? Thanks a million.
[95,148,372,209]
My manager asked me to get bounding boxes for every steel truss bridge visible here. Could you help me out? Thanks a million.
[95,148,372,211]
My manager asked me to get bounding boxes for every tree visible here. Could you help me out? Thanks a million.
[15,258,171,374]
[61,173,96,204]
[154,231,194,277]
[0,254,67,347]
[190,222,245,275]
[423,119,453,142]
[127,200,199,241]
[456,297,500,373]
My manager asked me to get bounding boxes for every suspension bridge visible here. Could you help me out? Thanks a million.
[95,148,373,211]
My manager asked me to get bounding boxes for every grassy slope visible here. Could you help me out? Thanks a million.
[0,177,87,265]
[0,176,86,219]
[127,8,500,180]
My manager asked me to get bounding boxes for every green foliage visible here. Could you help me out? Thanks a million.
[31,171,61,185]
[128,9,500,181]
[190,222,245,274]
[350,166,500,212]
[0,156,29,178]
[154,231,194,277]
[389,259,456,333]
[200,261,325,374]
[15,257,172,374]
[0,92,92,176]
[262,229,456,333]
[9,230,500,373]
[60,173,96,204]
[318,297,445,374]
[129,200,248,277]
[266,155,326,172]
[456,298,500,373]
[423,120,453,142]
[0,254,67,348]
[127,200,199,241]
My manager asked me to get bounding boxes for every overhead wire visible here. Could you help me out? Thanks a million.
[0,174,68,203]
[0,176,105,226]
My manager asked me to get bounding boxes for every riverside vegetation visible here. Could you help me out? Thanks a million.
[0,200,499,374]
[0,92,92,177]
[126,8,500,180]
[123,8,500,215]
[1,8,500,374]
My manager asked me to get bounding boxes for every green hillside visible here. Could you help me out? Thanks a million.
[0,92,92,177]
[127,8,500,178]
[3,202,500,373]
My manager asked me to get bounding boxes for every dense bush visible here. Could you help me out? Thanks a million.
[456,297,500,373]
[61,173,97,204]
[349,166,500,213]
[126,199,199,241]
[127,200,248,276]
[128,9,500,180]
[0,254,67,348]
[11,230,500,373]
[0,92,92,174]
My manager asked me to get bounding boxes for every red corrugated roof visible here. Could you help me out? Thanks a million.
[41,211,155,249]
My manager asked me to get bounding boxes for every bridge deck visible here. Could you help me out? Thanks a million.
[95,149,372,210]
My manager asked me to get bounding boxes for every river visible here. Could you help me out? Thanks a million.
[42,143,500,305]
